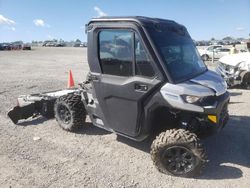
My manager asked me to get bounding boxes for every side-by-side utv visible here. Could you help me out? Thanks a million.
[8,17,229,177]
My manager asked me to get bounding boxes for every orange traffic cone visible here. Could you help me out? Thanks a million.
[67,70,75,88]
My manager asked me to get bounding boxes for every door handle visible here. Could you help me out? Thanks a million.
[134,83,148,91]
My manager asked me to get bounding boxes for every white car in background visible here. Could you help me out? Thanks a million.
[216,52,250,89]
[198,45,230,61]
[213,47,231,59]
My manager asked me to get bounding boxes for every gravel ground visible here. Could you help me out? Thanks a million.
[0,47,250,188]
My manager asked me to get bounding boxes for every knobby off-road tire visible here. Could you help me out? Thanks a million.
[150,129,207,178]
[54,93,86,132]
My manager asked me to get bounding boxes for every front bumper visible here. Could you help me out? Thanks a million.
[203,91,230,128]
[182,91,230,135]
[216,63,241,87]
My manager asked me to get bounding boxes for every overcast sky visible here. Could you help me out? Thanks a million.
[0,0,250,42]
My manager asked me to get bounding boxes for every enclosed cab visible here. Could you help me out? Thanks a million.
[84,17,229,139]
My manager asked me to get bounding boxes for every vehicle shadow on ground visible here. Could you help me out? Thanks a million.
[75,122,111,136]
[117,135,152,153]
[200,115,250,180]
[229,85,243,90]
[15,115,111,136]
[229,91,243,96]
[229,101,244,104]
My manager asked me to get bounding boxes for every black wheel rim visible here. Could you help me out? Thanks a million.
[161,146,196,175]
[57,104,71,124]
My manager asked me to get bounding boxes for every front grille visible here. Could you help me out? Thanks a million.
[200,93,227,106]
[219,62,231,71]
[218,62,236,73]
[200,96,217,106]
[218,61,225,68]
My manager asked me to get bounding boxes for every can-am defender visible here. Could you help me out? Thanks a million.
[8,17,230,177]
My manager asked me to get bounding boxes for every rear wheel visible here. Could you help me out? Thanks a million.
[54,93,86,131]
[150,129,207,177]
[242,72,250,90]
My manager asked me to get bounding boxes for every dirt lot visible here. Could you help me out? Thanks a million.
[0,47,250,188]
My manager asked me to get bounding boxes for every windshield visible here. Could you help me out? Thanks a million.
[147,25,207,83]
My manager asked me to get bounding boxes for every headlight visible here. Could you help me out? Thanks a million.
[182,95,201,104]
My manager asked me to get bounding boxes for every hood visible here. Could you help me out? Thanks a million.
[190,70,227,96]
[219,52,250,66]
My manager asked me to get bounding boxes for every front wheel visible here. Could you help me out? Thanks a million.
[150,129,207,178]
[54,93,86,131]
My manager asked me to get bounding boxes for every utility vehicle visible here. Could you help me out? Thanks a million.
[8,17,230,177]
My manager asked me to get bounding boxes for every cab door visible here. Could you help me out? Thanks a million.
[90,29,162,137]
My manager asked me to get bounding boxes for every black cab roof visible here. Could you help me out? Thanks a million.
[88,16,181,27]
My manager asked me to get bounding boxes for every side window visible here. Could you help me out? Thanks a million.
[135,34,155,77]
[99,30,133,76]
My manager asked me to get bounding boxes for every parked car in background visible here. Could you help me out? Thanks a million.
[42,41,57,47]
[45,42,57,47]
[198,45,223,61]
[216,51,250,89]
[0,43,4,50]
[0,43,12,50]
[55,42,65,47]
[195,41,210,46]
[80,42,87,47]
[217,41,225,45]
[11,42,23,50]
[73,42,81,47]
[22,43,31,50]
[213,47,230,59]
